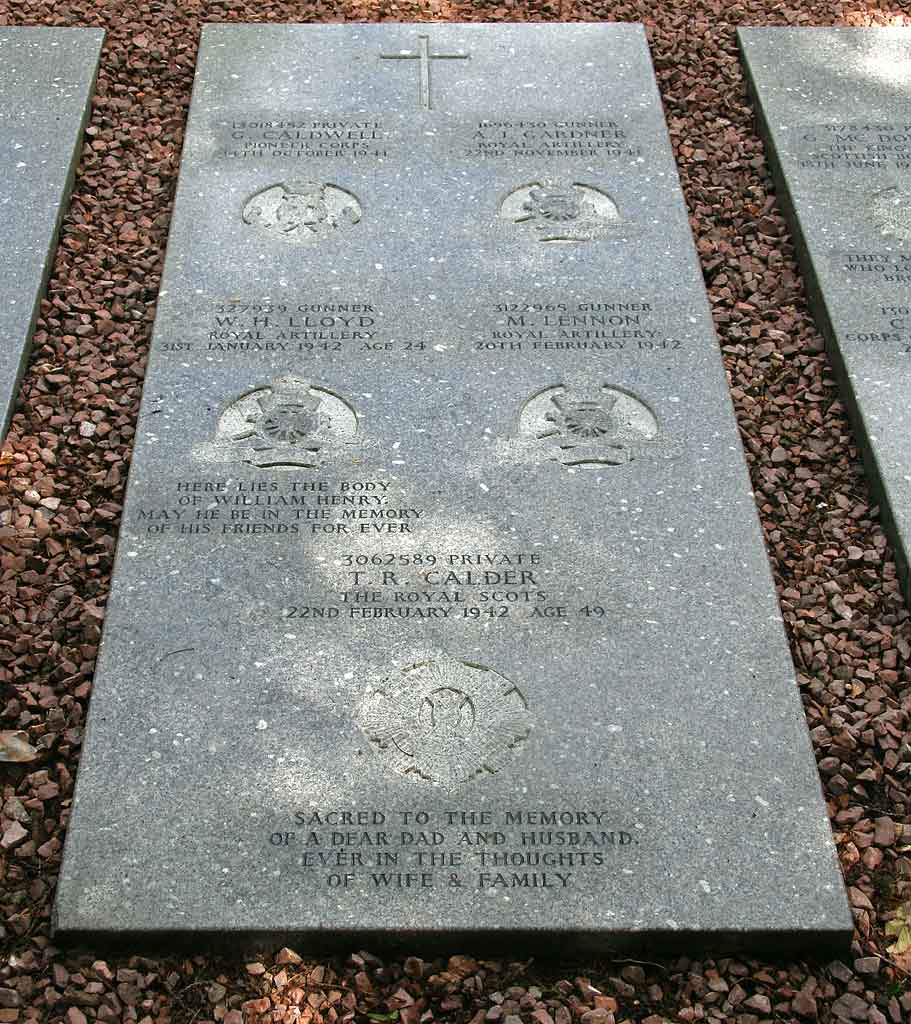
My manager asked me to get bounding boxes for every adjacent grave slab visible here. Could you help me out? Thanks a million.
[0,27,103,436]
[739,27,911,597]
[55,22,850,954]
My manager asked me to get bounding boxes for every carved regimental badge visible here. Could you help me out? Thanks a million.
[243,181,361,242]
[872,186,911,241]
[357,656,532,789]
[518,384,672,467]
[500,180,619,242]
[193,376,358,469]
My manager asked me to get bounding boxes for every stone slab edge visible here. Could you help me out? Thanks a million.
[51,923,852,960]
[0,28,105,438]
[50,22,853,958]
[737,26,911,598]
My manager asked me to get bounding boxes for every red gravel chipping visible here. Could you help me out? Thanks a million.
[1,1,910,1022]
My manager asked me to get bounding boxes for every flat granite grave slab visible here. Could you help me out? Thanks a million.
[55,22,851,954]
[0,27,104,436]
[739,27,911,598]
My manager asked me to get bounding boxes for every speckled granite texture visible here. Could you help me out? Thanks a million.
[0,27,103,436]
[740,27,911,599]
[54,22,850,953]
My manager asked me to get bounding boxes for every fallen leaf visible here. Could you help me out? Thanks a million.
[886,901,911,956]
[0,731,39,763]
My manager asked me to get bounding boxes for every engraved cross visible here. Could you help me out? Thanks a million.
[380,34,469,110]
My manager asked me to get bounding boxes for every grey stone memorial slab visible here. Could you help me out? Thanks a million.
[0,27,104,436]
[55,22,850,953]
[739,27,911,597]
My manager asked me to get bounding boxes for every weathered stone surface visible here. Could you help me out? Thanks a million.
[0,27,103,436]
[739,27,911,596]
[55,22,850,952]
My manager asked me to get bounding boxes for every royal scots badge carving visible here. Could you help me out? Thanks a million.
[518,383,670,467]
[357,656,532,788]
[193,376,358,469]
[872,186,911,241]
[242,181,362,242]
[500,180,619,242]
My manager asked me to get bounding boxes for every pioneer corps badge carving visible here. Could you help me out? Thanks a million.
[357,656,532,788]
[243,181,362,242]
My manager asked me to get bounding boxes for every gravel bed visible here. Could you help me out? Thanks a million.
[1,1,910,1022]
